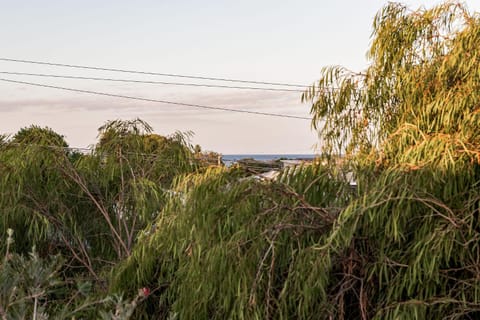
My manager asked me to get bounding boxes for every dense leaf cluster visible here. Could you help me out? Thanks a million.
[113,2,480,319]
[0,119,199,318]
[1,2,479,319]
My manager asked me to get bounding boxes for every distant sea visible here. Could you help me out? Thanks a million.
[222,154,317,165]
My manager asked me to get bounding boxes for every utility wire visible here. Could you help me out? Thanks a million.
[0,78,312,120]
[0,71,304,93]
[7,142,92,152]
[0,58,309,88]
[5,142,206,162]
[5,143,198,162]
[3,142,303,171]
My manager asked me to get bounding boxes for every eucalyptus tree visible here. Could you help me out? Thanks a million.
[0,126,74,257]
[300,2,480,319]
[111,165,351,319]
[109,2,480,319]
[0,120,199,285]
[12,125,68,148]
[69,118,198,262]
[303,2,480,164]
[0,234,144,319]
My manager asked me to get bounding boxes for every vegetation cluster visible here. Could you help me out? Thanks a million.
[0,2,479,319]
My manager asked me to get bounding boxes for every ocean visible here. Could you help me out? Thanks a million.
[222,154,317,165]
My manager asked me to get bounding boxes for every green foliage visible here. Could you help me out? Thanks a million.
[298,2,480,319]
[309,163,480,319]
[0,245,144,319]
[12,125,68,148]
[303,2,480,164]
[0,119,199,283]
[0,135,7,147]
[1,2,479,319]
[111,164,352,319]
[0,247,63,319]
[0,132,73,256]
[95,118,197,188]
[112,2,480,319]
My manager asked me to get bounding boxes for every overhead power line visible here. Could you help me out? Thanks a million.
[5,142,195,161]
[0,71,303,93]
[0,58,309,88]
[3,142,305,171]
[0,78,312,120]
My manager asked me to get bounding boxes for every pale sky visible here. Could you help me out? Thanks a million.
[1,0,478,154]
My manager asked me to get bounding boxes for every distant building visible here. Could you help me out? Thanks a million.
[280,159,305,168]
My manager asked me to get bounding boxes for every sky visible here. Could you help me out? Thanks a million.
[1,0,479,154]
